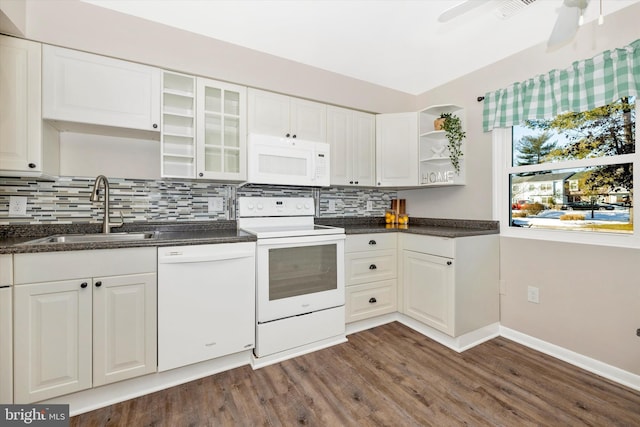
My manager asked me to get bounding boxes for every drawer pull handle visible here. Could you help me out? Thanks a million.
[369,297,377,304]
[447,261,452,266]
[368,240,377,245]
[369,264,377,270]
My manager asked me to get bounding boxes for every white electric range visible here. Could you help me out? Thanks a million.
[237,197,347,364]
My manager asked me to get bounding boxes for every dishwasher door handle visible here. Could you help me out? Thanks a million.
[158,250,255,264]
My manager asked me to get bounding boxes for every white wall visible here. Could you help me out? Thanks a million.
[402,5,640,375]
[10,0,414,114]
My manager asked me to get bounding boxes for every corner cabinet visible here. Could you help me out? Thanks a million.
[0,35,58,177]
[418,105,466,186]
[248,88,327,142]
[160,71,247,181]
[327,106,375,186]
[375,112,418,187]
[42,45,161,132]
[12,248,157,404]
[399,233,498,337]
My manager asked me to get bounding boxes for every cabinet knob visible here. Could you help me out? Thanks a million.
[369,264,377,270]
[80,282,88,289]
[152,123,158,129]
[199,172,204,177]
[95,281,102,287]
[369,297,377,304]
[286,133,290,138]
[368,240,377,245]
[349,181,354,184]
[354,181,359,184]
[292,134,297,138]
[28,163,36,169]
[447,261,452,266]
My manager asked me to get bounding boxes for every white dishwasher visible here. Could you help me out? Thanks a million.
[157,242,256,372]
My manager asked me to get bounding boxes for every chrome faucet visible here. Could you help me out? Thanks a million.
[90,175,123,234]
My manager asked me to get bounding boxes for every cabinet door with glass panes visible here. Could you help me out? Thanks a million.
[196,78,247,181]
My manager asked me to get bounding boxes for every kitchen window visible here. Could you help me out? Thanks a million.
[494,97,638,247]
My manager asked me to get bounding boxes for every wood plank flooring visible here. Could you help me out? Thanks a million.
[71,322,640,426]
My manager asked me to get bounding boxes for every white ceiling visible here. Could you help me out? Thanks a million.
[82,0,640,95]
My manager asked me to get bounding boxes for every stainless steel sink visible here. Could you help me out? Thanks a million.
[20,232,158,245]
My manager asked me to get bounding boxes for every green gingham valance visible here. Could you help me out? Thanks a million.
[482,38,640,132]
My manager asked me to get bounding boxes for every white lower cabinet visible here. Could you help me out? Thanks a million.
[345,233,397,323]
[399,233,499,337]
[13,248,157,404]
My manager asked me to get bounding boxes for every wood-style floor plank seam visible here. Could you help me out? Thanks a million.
[71,322,640,426]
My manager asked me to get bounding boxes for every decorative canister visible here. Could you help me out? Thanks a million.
[434,117,445,131]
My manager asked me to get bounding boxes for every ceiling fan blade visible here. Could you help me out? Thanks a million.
[547,0,589,48]
[438,0,491,23]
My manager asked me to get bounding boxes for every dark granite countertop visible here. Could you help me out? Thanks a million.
[0,221,256,254]
[316,217,499,238]
[0,217,498,254]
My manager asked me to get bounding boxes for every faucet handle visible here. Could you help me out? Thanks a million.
[110,211,125,229]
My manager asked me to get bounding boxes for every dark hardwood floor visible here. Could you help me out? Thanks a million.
[71,322,640,426]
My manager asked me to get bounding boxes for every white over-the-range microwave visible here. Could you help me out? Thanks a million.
[247,133,330,187]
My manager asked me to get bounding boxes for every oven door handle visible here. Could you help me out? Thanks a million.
[158,250,255,264]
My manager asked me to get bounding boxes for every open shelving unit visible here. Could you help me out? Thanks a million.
[161,71,196,178]
[418,104,466,186]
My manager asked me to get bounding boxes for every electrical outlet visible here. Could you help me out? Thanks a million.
[367,200,374,211]
[9,196,27,216]
[208,197,224,213]
[328,200,336,211]
[527,286,539,304]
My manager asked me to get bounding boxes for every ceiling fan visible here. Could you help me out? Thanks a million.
[437,0,601,49]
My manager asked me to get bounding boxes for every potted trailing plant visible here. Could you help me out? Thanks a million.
[439,112,466,175]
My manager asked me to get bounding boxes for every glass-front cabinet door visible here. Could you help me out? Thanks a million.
[196,77,247,181]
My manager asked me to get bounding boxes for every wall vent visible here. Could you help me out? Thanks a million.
[495,0,538,19]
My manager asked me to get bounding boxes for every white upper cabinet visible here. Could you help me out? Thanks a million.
[42,45,161,132]
[375,112,418,187]
[0,35,59,177]
[248,88,326,142]
[196,77,247,181]
[160,72,247,181]
[327,106,375,186]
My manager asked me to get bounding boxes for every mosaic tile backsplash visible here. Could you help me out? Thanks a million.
[0,177,396,225]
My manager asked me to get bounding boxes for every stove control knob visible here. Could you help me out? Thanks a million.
[247,203,254,210]
[304,203,310,209]
[257,203,263,210]
[297,203,302,209]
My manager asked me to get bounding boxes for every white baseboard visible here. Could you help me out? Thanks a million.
[44,350,253,417]
[500,326,640,392]
[345,313,500,353]
[398,314,500,352]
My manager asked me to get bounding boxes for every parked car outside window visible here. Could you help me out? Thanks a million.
[561,201,615,211]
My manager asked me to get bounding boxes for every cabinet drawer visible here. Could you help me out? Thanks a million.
[345,233,396,253]
[401,233,454,258]
[346,249,396,285]
[346,279,397,323]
